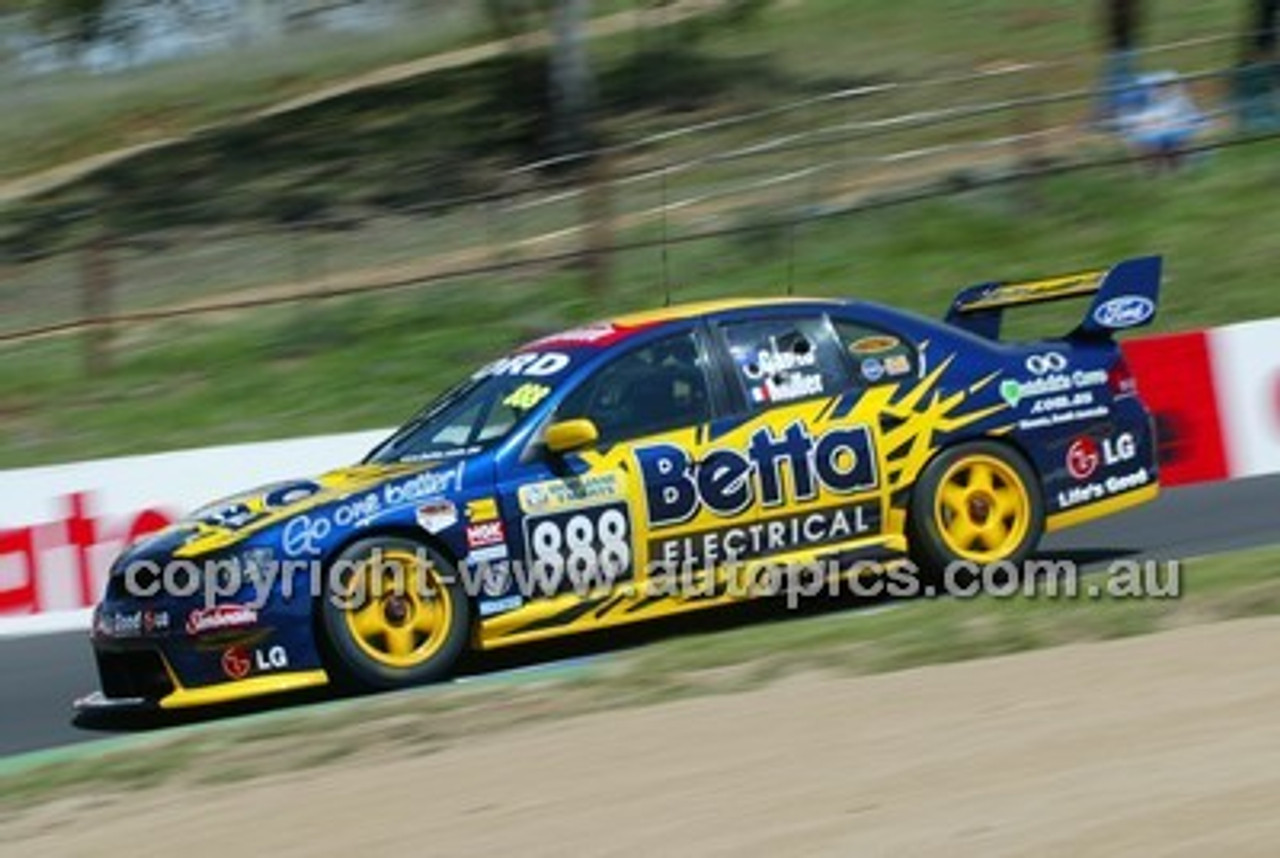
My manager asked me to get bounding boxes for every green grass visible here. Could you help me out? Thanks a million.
[3,543,1278,816]
[1,142,1276,469]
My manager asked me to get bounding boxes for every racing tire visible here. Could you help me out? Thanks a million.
[907,441,1044,579]
[320,536,471,691]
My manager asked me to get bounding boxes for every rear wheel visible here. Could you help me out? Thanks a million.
[908,442,1044,575]
[320,536,470,690]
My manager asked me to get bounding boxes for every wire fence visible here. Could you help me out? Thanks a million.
[0,28,1273,364]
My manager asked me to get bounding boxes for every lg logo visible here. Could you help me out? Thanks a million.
[221,645,289,681]
[1025,352,1068,376]
[1066,437,1100,480]
[1066,433,1137,480]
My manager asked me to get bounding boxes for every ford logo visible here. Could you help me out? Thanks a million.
[1093,295,1155,329]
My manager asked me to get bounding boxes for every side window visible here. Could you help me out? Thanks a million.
[832,320,918,386]
[720,316,852,408]
[556,332,712,445]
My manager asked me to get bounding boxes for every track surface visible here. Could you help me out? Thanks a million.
[2,474,1278,758]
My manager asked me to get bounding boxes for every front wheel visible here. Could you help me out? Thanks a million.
[320,536,471,691]
[907,441,1044,575]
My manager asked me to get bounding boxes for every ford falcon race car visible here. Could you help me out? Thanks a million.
[80,256,1163,711]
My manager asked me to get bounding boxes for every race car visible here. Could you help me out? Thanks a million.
[80,255,1162,710]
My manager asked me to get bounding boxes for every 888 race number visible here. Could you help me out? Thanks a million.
[522,503,633,590]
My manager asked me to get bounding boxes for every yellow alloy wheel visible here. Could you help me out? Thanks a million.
[932,453,1031,563]
[343,548,455,669]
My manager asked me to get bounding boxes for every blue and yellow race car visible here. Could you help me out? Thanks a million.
[81,256,1162,710]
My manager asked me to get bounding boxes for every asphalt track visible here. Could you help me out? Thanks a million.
[1,474,1278,759]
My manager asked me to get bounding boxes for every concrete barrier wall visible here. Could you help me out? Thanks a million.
[3,318,1278,628]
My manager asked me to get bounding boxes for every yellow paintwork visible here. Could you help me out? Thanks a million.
[159,670,330,709]
[609,297,821,328]
[544,418,600,454]
[1044,483,1159,533]
[955,270,1107,313]
[171,462,429,558]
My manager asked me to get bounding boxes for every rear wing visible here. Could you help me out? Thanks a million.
[945,256,1161,341]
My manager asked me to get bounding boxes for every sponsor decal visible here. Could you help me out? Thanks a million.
[1000,366,1108,409]
[187,604,259,636]
[263,481,323,508]
[1066,437,1101,480]
[222,644,288,681]
[94,608,171,638]
[1103,432,1138,466]
[474,351,572,379]
[860,358,885,383]
[848,335,901,355]
[1057,468,1152,509]
[502,383,553,411]
[198,502,263,530]
[282,514,331,556]
[478,595,525,617]
[1025,352,1068,376]
[467,520,507,550]
[519,473,623,514]
[1093,295,1155,329]
[883,354,911,377]
[1018,405,1110,431]
[737,337,824,405]
[415,499,458,533]
[636,422,878,528]
[285,466,465,553]
[649,501,878,571]
[466,497,500,523]
[221,646,253,680]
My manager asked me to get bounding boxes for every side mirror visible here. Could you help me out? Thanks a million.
[544,419,599,455]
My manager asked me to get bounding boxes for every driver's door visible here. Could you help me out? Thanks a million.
[481,326,728,644]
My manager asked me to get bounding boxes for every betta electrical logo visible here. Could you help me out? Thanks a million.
[635,422,877,527]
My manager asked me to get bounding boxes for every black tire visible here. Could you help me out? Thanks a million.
[319,536,471,691]
[907,441,1045,577]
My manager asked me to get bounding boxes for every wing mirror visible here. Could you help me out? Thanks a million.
[544,419,599,455]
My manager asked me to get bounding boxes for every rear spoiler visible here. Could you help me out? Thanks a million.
[945,255,1162,340]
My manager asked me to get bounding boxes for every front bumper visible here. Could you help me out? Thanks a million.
[76,645,329,712]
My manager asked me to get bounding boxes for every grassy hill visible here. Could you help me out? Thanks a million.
[1,0,1275,468]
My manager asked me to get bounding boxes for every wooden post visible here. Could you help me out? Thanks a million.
[582,151,614,304]
[80,234,113,376]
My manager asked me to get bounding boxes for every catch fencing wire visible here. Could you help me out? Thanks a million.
[90,28,1251,241]
[3,126,1275,347]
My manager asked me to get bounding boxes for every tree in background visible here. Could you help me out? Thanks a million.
[481,0,596,158]
[7,0,110,51]
[1097,0,1143,124]
[1234,0,1280,129]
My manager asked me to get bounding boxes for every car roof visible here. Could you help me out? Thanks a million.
[607,296,851,328]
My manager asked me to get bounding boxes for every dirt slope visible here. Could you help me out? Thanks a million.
[12,616,1280,856]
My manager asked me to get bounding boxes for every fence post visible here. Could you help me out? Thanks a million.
[1012,78,1046,213]
[582,151,614,304]
[80,233,114,376]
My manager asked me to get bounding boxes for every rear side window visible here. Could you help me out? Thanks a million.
[720,316,851,408]
[832,320,918,386]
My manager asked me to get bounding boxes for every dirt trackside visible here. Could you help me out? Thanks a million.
[12,616,1280,856]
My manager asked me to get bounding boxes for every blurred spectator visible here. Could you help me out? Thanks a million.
[1117,72,1208,173]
